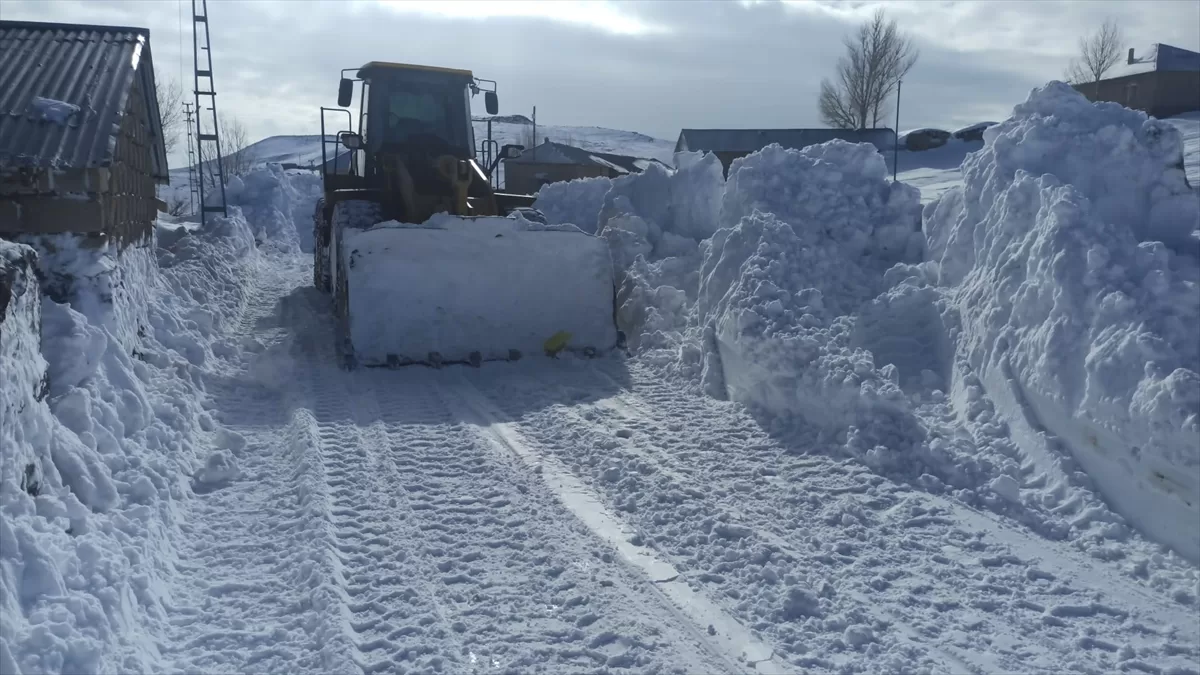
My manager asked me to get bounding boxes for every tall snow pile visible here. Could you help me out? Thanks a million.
[697,142,929,456]
[0,166,297,673]
[534,176,612,235]
[535,86,1199,565]
[534,151,725,355]
[225,163,323,255]
[928,82,1200,562]
[15,237,157,355]
[1,240,49,513]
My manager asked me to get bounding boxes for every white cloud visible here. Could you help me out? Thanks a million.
[372,0,667,36]
[1,0,1196,169]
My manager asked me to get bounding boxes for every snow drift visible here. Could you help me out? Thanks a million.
[700,141,925,422]
[225,164,323,254]
[1,240,48,513]
[929,82,1200,562]
[14,236,157,355]
[533,151,725,358]
[0,165,295,673]
[534,83,1199,566]
[534,176,612,235]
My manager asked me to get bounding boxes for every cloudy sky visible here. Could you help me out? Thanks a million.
[7,0,1199,165]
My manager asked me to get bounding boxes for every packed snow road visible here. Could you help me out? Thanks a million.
[161,252,1198,675]
[165,259,743,674]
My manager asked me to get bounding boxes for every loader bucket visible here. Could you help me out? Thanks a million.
[336,215,619,367]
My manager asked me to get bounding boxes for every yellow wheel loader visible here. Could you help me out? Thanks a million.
[312,62,619,369]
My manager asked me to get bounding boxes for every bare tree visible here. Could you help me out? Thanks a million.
[1065,19,1125,97]
[219,114,253,177]
[818,8,919,129]
[199,114,253,189]
[155,75,184,157]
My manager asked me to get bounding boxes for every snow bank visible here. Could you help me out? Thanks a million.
[2,206,260,672]
[531,103,1198,567]
[225,164,323,254]
[341,214,618,365]
[592,152,725,353]
[16,236,156,355]
[698,142,925,431]
[1,240,49,508]
[929,82,1200,562]
[534,176,612,235]
[933,81,1198,278]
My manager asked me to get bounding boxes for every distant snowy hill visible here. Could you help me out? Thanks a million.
[468,117,676,165]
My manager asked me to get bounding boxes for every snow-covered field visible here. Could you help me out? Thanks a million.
[5,84,1199,675]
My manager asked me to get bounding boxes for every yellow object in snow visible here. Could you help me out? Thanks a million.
[543,331,572,357]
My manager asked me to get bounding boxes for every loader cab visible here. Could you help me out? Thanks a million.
[359,62,478,165]
[318,60,530,227]
[325,62,496,181]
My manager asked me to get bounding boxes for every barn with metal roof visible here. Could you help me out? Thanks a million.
[504,139,666,194]
[0,20,169,245]
[1073,43,1200,119]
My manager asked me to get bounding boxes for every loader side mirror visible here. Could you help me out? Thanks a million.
[500,144,523,159]
[339,131,363,150]
[485,91,498,116]
[338,78,354,107]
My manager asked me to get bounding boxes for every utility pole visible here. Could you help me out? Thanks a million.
[892,78,902,181]
[192,0,228,225]
[183,102,199,215]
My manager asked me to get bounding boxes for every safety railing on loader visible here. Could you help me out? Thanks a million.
[319,107,355,183]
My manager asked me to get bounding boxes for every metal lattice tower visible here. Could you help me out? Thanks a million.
[191,0,227,225]
[183,102,199,216]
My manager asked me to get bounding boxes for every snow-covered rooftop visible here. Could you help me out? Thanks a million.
[1105,42,1200,79]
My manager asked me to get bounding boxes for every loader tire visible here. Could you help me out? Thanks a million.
[330,199,383,362]
[313,198,330,292]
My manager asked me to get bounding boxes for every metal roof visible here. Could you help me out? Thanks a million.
[0,20,169,181]
[508,140,664,174]
[357,61,474,80]
[675,128,896,155]
[1108,44,1200,79]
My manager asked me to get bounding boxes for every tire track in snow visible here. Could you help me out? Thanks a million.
[439,372,793,675]
[340,366,730,673]
[309,368,476,673]
[287,282,722,672]
[461,360,1200,674]
[163,260,357,674]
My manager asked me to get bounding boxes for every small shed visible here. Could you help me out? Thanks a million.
[0,20,169,245]
[504,139,665,194]
[1072,43,1200,118]
[674,128,897,176]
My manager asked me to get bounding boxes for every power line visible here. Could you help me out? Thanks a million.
[178,0,184,86]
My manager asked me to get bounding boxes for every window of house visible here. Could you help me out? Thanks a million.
[1125,83,1139,106]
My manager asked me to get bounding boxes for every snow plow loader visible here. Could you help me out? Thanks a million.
[313,62,618,368]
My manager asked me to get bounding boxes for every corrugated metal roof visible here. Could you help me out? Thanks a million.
[509,140,663,174]
[0,20,168,181]
[675,128,896,155]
